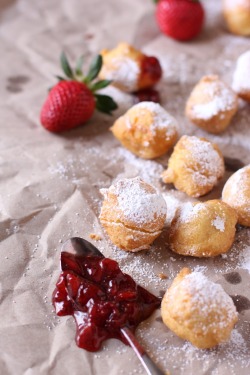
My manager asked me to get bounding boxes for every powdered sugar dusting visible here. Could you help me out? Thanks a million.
[224,0,250,10]
[232,50,250,94]
[178,272,238,330]
[192,79,236,120]
[162,191,198,226]
[212,216,225,232]
[110,177,167,225]
[222,165,250,210]
[239,245,250,273]
[178,202,205,224]
[186,136,225,186]
[131,102,178,138]
[116,147,164,186]
[101,56,140,92]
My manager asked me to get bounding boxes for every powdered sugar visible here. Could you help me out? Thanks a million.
[192,79,236,120]
[129,102,178,138]
[239,245,250,273]
[105,177,167,226]
[212,216,225,232]
[185,136,225,186]
[148,328,250,375]
[233,50,250,95]
[224,0,250,10]
[162,191,197,226]
[222,165,250,209]
[101,56,140,92]
[177,202,204,224]
[178,272,238,329]
[116,147,164,186]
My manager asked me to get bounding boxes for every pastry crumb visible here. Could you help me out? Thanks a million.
[158,273,168,280]
[89,233,102,241]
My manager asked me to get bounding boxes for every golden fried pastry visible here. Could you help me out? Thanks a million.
[223,0,250,36]
[161,135,225,197]
[111,102,178,159]
[169,200,238,257]
[99,42,162,92]
[222,165,250,227]
[99,177,167,251]
[232,50,250,102]
[161,268,238,349]
[185,75,238,134]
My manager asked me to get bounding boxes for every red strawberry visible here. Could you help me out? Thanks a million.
[40,53,118,132]
[155,0,205,41]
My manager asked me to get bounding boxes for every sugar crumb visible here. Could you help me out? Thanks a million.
[89,233,102,241]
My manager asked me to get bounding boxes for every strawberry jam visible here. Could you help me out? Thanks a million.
[133,88,161,104]
[140,56,162,87]
[52,252,160,351]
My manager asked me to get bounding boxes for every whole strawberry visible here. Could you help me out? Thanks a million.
[155,0,205,41]
[40,53,118,132]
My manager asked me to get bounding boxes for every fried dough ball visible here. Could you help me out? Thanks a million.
[99,177,167,252]
[169,200,238,257]
[98,42,162,92]
[161,268,238,349]
[222,165,250,227]
[232,50,250,103]
[161,135,225,197]
[185,75,238,134]
[223,0,250,36]
[111,102,178,159]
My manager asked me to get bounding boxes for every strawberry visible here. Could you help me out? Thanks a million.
[40,53,118,132]
[155,0,205,41]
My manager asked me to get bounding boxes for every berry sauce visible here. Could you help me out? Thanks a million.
[52,252,160,352]
[132,88,161,104]
[140,56,162,86]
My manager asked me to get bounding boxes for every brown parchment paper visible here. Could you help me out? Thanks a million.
[0,0,250,374]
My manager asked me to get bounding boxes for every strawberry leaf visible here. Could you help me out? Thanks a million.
[60,52,74,79]
[75,55,84,76]
[95,94,118,115]
[91,79,112,91]
[85,55,103,83]
[55,75,66,81]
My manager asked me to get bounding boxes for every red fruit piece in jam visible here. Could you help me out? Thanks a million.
[140,56,162,85]
[52,253,160,351]
[132,88,161,104]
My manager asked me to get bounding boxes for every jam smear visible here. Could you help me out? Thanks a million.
[52,252,160,352]
[132,88,161,104]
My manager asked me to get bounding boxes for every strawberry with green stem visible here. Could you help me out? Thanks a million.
[40,52,118,132]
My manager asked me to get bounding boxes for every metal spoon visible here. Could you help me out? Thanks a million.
[61,237,165,375]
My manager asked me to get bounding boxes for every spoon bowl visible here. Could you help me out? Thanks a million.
[61,237,104,261]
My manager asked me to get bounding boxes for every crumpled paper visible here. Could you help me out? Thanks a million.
[0,0,250,374]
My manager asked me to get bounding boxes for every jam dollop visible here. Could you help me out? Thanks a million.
[52,252,160,351]
[140,56,162,85]
[132,88,161,104]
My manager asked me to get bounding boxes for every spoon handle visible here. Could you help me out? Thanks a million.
[121,327,165,375]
